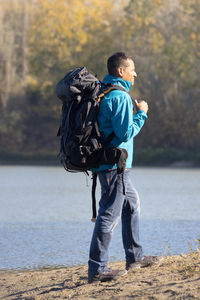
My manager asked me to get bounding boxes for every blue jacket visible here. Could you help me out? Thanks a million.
[93,74,147,171]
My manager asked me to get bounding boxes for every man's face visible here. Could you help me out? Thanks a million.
[120,59,137,86]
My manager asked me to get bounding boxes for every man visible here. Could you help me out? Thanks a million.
[88,52,161,283]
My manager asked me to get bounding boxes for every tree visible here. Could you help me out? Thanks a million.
[0,0,31,107]
[122,0,200,151]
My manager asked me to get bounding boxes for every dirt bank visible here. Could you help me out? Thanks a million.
[0,252,200,299]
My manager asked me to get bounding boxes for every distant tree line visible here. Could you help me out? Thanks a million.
[0,0,199,164]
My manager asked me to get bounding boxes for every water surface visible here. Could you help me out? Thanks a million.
[0,166,199,270]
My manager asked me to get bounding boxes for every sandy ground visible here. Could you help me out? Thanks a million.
[0,252,200,300]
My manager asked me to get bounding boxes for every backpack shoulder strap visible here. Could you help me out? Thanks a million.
[97,83,129,103]
[97,83,131,145]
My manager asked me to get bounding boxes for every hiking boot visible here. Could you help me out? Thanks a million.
[88,268,127,283]
[126,255,164,270]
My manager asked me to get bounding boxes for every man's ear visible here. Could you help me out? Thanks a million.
[117,67,124,77]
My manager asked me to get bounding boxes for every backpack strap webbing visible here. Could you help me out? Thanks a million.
[97,84,128,102]
[91,172,97,222]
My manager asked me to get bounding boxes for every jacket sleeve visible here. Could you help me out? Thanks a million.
[110,94,147,143]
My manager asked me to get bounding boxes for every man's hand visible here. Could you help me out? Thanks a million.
[134,99,148,114]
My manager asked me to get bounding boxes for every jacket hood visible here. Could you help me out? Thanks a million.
[102,74,132,92]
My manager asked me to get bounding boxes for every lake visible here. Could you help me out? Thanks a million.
[0,166,200,270]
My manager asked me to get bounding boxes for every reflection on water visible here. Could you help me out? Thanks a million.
[0,166,200,270]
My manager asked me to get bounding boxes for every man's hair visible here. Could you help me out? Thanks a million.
[107,52,133,76]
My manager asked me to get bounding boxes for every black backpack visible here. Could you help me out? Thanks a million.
[56,67,128,173]
[56,67,128,220]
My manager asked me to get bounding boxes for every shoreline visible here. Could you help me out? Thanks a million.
[0,148,200,168]
[0,160,199,168]
[0,252,200,299]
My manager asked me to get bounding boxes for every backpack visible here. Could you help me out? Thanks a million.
[56,67,128,220]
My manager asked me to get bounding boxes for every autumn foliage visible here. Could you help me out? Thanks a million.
[0,0,199,163]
